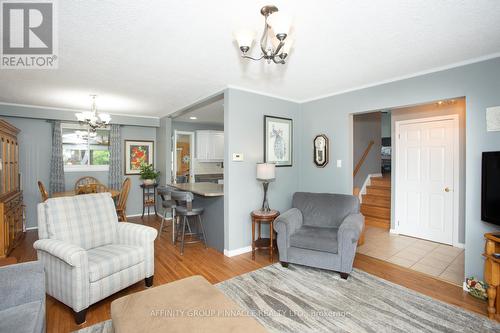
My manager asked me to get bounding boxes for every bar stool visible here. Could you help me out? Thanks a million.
[169,190,207,255]
[157,186,177,241]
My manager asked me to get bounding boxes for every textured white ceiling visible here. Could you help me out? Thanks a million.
[0,0,499,117]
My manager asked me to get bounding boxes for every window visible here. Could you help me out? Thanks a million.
[62,123,110,171]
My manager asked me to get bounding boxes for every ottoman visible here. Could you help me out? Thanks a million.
[111,275,268,333]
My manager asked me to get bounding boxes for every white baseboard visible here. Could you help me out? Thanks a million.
[125,213,143,218]
[453,242,465,249]
[125,212,166,219]
[389,229,398,234]
[224,246,252,257]
[25,226,38,231]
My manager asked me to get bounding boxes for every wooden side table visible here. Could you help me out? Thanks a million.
[140,183,158,218]
[251,209,280,261]
[484,232,500,320]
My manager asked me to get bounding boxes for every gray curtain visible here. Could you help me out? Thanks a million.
[108,124,122,190]
[49,121,65,194]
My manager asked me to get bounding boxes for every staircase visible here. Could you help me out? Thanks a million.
[361,175,391,230]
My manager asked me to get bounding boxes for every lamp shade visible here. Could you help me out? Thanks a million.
[233,29,255,48]
[256,163,276,181]
[282,37,294,54]
[267,12,292,37]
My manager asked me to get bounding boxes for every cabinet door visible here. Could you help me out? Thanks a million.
[196,131,210,160]
[212,132,224,160]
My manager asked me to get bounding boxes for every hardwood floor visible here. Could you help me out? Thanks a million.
[11,215,488,332]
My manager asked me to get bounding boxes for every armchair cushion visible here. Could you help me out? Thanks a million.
[44,193,118,250]
[290,226,339,254]
[88,244,145,282]
[292,192,360,228]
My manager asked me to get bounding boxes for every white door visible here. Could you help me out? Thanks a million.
[396,116,458,245]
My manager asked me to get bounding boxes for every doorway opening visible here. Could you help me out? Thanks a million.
[354,97,466,286]
[173,131,195,183]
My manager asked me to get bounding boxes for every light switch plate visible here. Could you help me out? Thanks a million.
[336,160,342,168]
[232,153,244,161]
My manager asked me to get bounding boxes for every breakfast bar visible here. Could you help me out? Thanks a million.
[168,182,224,252]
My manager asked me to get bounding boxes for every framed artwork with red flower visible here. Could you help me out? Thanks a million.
[125,140,154,175]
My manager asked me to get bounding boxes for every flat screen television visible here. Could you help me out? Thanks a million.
[482,151,500,225]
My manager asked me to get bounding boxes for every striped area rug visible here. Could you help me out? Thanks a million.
[216,264,500,333]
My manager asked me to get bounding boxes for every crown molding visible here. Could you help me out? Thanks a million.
[0,101,160,119]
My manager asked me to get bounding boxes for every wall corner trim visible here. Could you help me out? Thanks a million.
[224,246,252,257]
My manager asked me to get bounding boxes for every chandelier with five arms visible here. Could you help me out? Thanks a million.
[75,95,111,132]
[233,5,293,64]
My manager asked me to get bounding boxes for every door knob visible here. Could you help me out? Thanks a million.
[444,187,451,192]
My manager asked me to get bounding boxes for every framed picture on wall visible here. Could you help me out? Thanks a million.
[264,115,293,167]
[125,140,154,175]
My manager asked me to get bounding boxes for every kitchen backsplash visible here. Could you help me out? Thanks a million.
[193,159,223,175]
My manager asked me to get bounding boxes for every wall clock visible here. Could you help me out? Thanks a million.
[313,134,329,168]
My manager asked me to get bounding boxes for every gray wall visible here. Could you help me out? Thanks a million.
[381,112,391,138]
[156,117,172,186]
[299,57,500,280]
[390,99,466,243]
[0,115,157,228]
[353,112,381,188]
[224,89,301,251]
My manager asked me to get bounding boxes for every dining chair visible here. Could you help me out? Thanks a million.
[75,183,108,195]
[116,178,131,222]
[37,181,49,202]
[74,176,101,191]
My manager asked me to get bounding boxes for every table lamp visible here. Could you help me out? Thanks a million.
[256,163,276,212]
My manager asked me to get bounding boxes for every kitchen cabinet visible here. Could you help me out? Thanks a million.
[196,130,224,161]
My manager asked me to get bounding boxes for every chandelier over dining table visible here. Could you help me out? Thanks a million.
[75,95,111,132]
[233,5,294,64]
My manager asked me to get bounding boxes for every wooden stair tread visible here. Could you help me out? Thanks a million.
[364,216,390,230]
[361,202,390,209]
[362,194,391,206]
[365,186,391,197]
[361,204,391,219]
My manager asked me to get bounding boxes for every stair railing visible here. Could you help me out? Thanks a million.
[353,140,375,178]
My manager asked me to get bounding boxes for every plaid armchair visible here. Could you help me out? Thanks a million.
[34,193,157,324]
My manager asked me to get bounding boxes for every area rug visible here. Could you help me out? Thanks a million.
[216,264,500,333]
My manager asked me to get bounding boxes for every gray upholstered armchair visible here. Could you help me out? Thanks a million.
[274,192,364,279]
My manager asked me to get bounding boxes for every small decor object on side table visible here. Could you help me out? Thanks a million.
[313,134,329,167]
[465,277,488,300]
[256,163,275,212]
[139,164,160,185]
[251,209,280,261]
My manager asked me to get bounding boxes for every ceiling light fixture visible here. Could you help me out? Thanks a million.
[189,116,198,120]
[75,95,111,132]
[233,5,293,64]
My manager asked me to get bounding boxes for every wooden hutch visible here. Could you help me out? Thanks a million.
[0,119,24,258]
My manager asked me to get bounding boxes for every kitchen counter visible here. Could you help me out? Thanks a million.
[166,182,224,252]
[169,182,223,197]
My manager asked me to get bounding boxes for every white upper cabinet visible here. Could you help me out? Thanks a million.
[196,130,224,161]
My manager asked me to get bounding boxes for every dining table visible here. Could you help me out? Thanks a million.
[52,189,120,198]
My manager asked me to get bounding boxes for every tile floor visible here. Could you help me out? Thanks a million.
[357,226,465,286]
